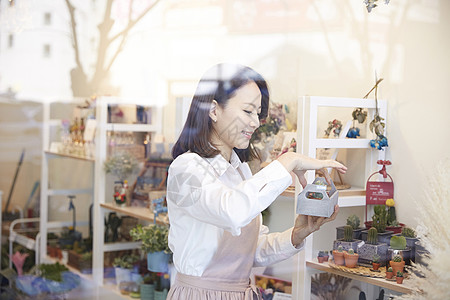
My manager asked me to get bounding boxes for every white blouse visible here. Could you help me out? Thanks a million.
[166,150,303,277]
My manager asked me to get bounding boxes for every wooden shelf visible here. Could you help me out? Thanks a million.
[306,260,417,294]
[100,203,169,225]
[45,151,95,162]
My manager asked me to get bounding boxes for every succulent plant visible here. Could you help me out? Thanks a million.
[390,235,407,250]
[402,227,416,238]
[372,253,380,263]
[337,245,343,252]
[346,214,360,230]
[387,267,393,272]
[343,225,353,242]
[367,227,378,245]
[347,248,355,255]
[396,271,403,277]
[393,254,403,262]
[385,198,398,226]
[372,205,387,233]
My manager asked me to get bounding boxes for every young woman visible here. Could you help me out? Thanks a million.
[166,63,346,299]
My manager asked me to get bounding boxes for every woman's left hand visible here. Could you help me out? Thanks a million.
[291,205,339,247]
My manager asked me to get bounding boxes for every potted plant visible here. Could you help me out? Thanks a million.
[113,254,139,287]
[140,272,157,300]
[385,267,394,279]
[394,227,419,263]
[317,251,329,263]
[336,214,364,240]
[396,271,404,284]
[333,225,362,253]
[385,198,404,234]
[388,235,412,265]
[358,227,388,267]
[372,253,381,270]
[389,254,405,276]
[153,272,170,300]
[344,249,359,268]
[362,205,394,245]
[104,153,138,206]
[332,245,345,266]
[130,224,171,273]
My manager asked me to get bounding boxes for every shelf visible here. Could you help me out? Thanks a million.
[306,260,416,294]
[104,241,142,252]
[100,203,169,225]
[106,123,160,132]
[45,151,95,162]
[312,138,372,149]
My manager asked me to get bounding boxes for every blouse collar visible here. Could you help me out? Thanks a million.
[205,150,242,177]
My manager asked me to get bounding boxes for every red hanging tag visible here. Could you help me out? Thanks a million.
[366,160,394,205]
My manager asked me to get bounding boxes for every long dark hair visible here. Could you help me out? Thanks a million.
[172,63,269,162]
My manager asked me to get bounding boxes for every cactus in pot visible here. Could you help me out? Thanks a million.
[367,227,378,245]
[390,254,405,275]
[344,248,359,268]
[386,266,394,279]
[332,245,345,266]
[347,214,360,230]
[401,227,416,238]
[372,205,387,233]
[343,225,353,242]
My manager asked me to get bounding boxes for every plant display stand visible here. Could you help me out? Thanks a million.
[293,96,394,299]
[40,97,165,297]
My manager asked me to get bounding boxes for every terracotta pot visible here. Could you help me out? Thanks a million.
[386,271,394,279]
[323,256,329,263]
[390,260,405,275]
[364,221,405,234]
[396,276,404,284]
[372,262,380,270]
[344,252,359,268]
[332,250,345,266]
[317,256,324,263]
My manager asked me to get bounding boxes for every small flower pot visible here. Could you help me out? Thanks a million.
[372,262,381,270]
[115,267,132,286]
[154,289,168,300]
[317,256,324,263]
[140,283,155,300]
[344,252,359,268]
[147,251,170,273]
[385,271,394,279]
[389,260,405,276]
[396,276,404,284]
[332,250,345,266]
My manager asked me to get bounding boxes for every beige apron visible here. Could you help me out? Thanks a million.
[167,215,262,300]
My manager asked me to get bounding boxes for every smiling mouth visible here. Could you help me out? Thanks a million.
[242,131,253,139]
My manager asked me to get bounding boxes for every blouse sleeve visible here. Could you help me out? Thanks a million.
[253,220,304,267]
[166,153,292,236]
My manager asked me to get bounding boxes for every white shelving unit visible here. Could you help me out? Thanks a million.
[292,96,393,299]
[39,97,163,289]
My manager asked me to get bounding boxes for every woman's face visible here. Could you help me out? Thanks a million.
[211,81,261,158]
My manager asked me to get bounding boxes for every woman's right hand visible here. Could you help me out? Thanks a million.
[276,152,347,188]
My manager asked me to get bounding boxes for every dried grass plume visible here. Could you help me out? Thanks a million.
[395,159,450,299]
